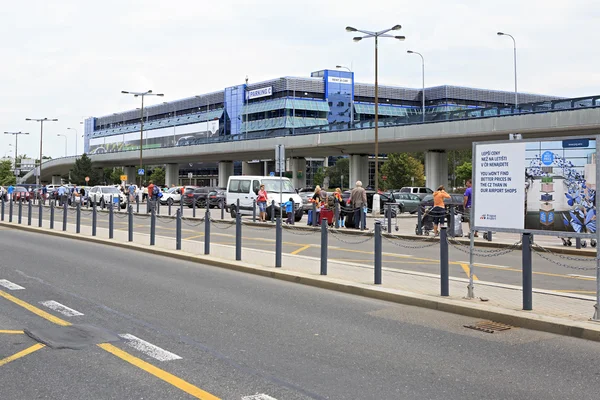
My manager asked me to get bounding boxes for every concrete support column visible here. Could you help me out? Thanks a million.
[123,167,137,185]
[425,150,448,190]
[349,155,369,188]
[242,161,262,176]
[218,161,234,188]
[165,164,179,187]
[288,158,307,189]
[51,175,62,185]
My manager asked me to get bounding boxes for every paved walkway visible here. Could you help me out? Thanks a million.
[2,213,600,341]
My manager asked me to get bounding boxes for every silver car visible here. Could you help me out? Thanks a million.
[87,186,127,209]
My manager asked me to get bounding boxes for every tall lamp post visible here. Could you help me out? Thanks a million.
[67,127,78,156]
[497,32,518,108]
[346,25,405,193]
[4,131,29,180]
[26,117,58,185]
[57,134,68,157]
[407,50,425,122]
[336,65,354,126]
[122,90,164,187]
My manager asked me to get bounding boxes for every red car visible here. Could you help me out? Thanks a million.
[13,187,31,202]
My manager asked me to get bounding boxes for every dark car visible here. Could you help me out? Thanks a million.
[12,187,31,202]
[341,190,395,212]
[207,188,226,209]
[420,193,465,214]
[183,186,219,208]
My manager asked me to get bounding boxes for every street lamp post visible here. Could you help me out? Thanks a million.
[57,134,68,157]
[67,127,78,156]
[122,90,164,187]
[497,32,518,108]
[4,131,29,180]
[346,25,405,193]
[26,117,58,185]
[336,65,354,126]
[407,51,425,122]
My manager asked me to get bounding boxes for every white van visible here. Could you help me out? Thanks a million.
[226,176,303,222]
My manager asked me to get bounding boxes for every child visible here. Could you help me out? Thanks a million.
[284,197,294,224]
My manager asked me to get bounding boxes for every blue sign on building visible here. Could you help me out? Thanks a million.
[541,151,554,166]
[562,139,590,148]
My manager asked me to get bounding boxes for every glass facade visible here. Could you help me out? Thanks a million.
[322,70,353,124]
[225,84,246,136]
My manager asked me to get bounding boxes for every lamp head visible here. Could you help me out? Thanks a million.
[497,32,504,36]
[147,90,153,93]
[391,24,402,31]
[394,36,406,40]
[407,50,414,53]
[353,37,362,42]
[345,26,357,32]
[121,90,129,94]
[157,93,164,97]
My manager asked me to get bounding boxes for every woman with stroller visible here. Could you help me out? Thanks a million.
[432,185,450,236]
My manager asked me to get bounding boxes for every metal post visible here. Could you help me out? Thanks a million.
[236,199,242,261]
[18,200,22,224]
[192,197,196,218]
[334,202,339,228]
[27,200,32,226]
[136,195,140,214]
[157,199,160,215]
[440,226,449,296]
[204,207,210,255]
[8,198,13,223]
[92,204,96,236]
[50,201,54,229]
[175,209,181,250]
[320,219,328,275]
[449,205,455,238]
[150,207,156,246]
[361,205,366,231]
[522,232,532,310]
[386,203,391,233]
[1,198,4,221]
[38,200,42,227]
[108,202,114,239]
[168,201,171,216]
[417,206,423,235]
[275,216,282,267]
[252,199,256,222]
[312,202,317,227]
[62,202,67,231]
[576,237,582,249]
[270,200,275,223]
[487,231,493,242]
[76,203,81,234]
[128,205,133,242]
[220,198,225,220]
[374,221,382,284]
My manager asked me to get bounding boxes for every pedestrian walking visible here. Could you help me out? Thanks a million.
[350,181,367,229]
[432,185,451,236]
[463,179,478,237]
[284,197,294,224]
[334,188,345,227]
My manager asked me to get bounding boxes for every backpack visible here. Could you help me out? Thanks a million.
[152,185,160,195]
[326,196,335,209]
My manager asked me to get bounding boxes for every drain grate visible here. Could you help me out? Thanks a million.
[464,320,512,333]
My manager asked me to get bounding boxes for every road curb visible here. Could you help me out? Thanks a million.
[3,221,600,342]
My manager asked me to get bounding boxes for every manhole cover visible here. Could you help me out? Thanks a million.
[24,324,121,350]
[464,320,512,333]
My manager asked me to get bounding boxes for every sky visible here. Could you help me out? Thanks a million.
[1,0,599,160]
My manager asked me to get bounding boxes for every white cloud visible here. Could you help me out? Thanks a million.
[1,0,598,159]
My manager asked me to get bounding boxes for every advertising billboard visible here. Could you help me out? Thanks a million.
[88,120,219,155]
[473,137,597,236]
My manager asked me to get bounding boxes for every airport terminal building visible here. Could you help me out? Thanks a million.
[83,69,560,186]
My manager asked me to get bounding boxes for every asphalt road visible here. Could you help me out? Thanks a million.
[7,204,598,296]
[2,229,600,399]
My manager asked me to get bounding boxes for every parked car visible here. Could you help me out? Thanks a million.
[398,187,434,200]
[391,192,421,214]
[420,193,465,214]
[12,186,31,202]
[207,188,226,209]
[182,186,218,208]
[341,190,395,212]
[159,186,183,205]
[87,186,127,209]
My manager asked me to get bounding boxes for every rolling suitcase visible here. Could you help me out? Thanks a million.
[345,211,356,229]
[319,208,334,226]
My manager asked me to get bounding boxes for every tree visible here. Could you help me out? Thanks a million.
[69,153,101,185]
[313,167,325,187]
[380,153,425,190]
[455,161,472,186]
[149,167,165,186]
[110,167,125,184]
[324,158,349,189]
[0,160,16,186]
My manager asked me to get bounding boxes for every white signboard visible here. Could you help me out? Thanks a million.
[275,144,285,173]
[247,86,273,100]
[473,142,526,230]
[327,76,352,84]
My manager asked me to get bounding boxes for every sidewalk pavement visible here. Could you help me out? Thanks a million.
[2,213,600,342]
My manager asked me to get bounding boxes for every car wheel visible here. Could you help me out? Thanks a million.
[230,205,237,218]
[167,198,173,206]
[100,199,105,209]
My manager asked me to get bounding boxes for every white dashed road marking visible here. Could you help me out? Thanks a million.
[242,394,278,400]
[0,279,25,290]
[119,334,182,361]
[39,300,84,316]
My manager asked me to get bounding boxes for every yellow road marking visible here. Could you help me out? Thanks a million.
[553,290,596,294]
[0,343,45,367]
[290,244,311,255]
[0,330,24,334]
[185,234,205,240]
[0,290,70,326]
[459,263,479,280]
[98,343,220,400]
